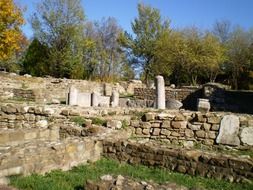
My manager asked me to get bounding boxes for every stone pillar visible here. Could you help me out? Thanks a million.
[197,98,210,113]
[91,92,99,107]
[155,75,165,109]
[111,90,119,107]
[68,86,78,105]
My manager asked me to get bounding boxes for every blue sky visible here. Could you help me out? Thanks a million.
[18,0,253,38]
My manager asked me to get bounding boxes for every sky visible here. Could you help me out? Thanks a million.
[18,0,253,38]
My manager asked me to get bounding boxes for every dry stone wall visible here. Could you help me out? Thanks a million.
[103,140,253,183]
[130,111,253,147]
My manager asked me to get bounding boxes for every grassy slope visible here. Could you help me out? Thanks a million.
[10,158,253,190]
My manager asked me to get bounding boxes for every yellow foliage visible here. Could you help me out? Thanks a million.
[0,0,25,61]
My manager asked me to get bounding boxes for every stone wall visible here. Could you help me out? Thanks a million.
[103,140,253,182]
[0,72,145,104]
[130,111,253,147]
[134,87,201,109]
[0,138,102,182]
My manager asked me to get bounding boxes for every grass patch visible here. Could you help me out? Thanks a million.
[10,158,253,190]
[70,116,86,127]
[90,117,106,126]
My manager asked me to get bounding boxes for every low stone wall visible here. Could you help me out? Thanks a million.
[0,88,35,101]
[0,104,56,129]
[134,87,199,101]
[0,127,59,146]
[103,140,253,182]
[0,138,102,182]
[130,111,253,147]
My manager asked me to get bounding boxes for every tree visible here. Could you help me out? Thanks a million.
[0,0,25,69]
[31,0,85,78]
[83,17,128,81]
[213,20,231,43]
[226,27,252,89]
[120,3,170,83]
[22,38,50,76]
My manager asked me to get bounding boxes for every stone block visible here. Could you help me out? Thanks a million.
[188,123,201,131]
[142,128,150,135]
[151,122,160,128]
[39,129,50,139]
[161,120,171,128]
[171,132,180,137]
[211,124,219,131]
[0,133,9,144]
[197,98,210,113]
[9,130,24,142]
[107,120,122,129]
[171,121,187,129]
[144,113,156,121]
[174,113,185,121]
[152,128,160,136]
[166,99,183,109]
[160,129,171,136]
[207,116,221,124]
[24,131,37,140]
[135,128,142,135]
[77,93,91,107]
[141,122,151,129]
[240,127,253,145]
[207,131,216,139]
[130,120,140,128]
[216,115,240,146]
[185,129,194,138]
[195,130,206,138]
[202,123,211,131]
[36,120,48,128]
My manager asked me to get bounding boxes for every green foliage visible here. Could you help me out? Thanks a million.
[31,0,85,79]
[90,117,106,126]
[10,158,253,190]
[121,119,129,129]
[120,3,170,83]
[70,116,86,126]
[22,38,50,76]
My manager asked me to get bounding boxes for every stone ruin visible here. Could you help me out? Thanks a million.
[0,72,252,189]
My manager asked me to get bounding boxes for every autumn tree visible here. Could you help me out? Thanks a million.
[0,0,25,70]
[31,0,85,78]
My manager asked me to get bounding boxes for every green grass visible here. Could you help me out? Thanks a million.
[70,116,86,127]
[90,117,106,126]
[10,158,253,190]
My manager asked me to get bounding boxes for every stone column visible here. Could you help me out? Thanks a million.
[111,90,119,107]
[68,86,78,105]
[155,75,165,109]
[91,92,99,107]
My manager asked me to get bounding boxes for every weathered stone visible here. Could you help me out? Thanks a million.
[216,115,240,146]
[142,128,150,135]
[107,120,122,129]
[156,113,175,120]
[197,98,210,113]
[131,120,140,128]
[104,83,112,96]
[36,120,48,128]
[195,130,206,138]
[188,123,201,131]
[91,92,99,107]
[207,116,221,124]
[202,123,211,131]
[207,131,216,139]
[174,113,185,121]
[183,141,194,148]
[171,121,187,129]
[161,120,171,128]
[185,129,194,137]
[61,109,69,116]
[155,75,165,109]
[166,99,183,109]
[68,86,78,105]
[111,90,119,107]
[135,128,142,135]
[160,129,171,136]
[211,124,219,131]
[141,122,151,129]
[171,132,180,137]
[152,128,160,136]
[240,127,253,145]
[151,122,160,128]
[144,113,156,121]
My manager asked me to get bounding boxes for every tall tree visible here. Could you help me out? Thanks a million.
[31,0,85,78]
[0,0,25,70]
[119,3,170,83]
